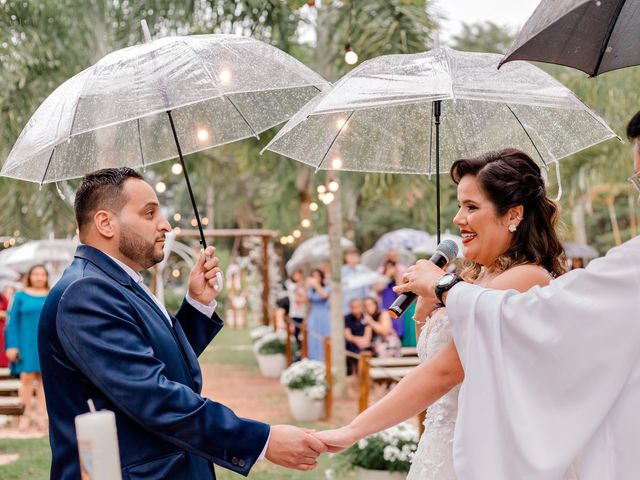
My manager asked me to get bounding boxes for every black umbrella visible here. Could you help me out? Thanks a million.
[500,0,640,76]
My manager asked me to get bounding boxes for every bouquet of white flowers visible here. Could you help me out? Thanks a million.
[280,359,328,400]
[253,331,288,355]
[343,423,419,473]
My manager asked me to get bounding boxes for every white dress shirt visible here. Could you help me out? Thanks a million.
[445,235,640,480]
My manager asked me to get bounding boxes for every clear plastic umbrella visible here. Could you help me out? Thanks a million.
[263,47,618,240]
[0,239,79,284]
[2,27,327,247]
[361,247,416,271]
[375,228,433,251]
[342,267,389,291]
[412,233,464,258]
[286,235,354,274]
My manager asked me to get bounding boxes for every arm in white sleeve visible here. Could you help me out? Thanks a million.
[445,238,640,480]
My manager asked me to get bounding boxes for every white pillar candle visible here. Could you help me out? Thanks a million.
[75,400,122,480]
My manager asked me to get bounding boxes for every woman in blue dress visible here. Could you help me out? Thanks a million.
[305,269,330,362]
[5,265,50,432]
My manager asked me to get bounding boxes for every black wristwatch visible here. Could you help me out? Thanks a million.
[435,273,464,305]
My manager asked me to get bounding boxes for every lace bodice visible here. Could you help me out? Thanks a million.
[407,311,460,480]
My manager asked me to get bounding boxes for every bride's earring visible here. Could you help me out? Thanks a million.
[508,224,517,233]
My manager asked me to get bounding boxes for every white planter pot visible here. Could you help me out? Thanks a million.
[355,468,406,480]
[286,388,324,422]
[256,353,287,378]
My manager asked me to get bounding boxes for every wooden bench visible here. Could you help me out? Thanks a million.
[358,351,426,434]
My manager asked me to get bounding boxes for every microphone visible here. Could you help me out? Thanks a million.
[388,239,459,318]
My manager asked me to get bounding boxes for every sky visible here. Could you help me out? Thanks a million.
[435,0,541,41]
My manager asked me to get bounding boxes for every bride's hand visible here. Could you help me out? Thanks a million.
[313,426,359,453]
[394,260,444,299]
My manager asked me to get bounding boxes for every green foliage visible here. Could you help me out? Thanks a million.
[452,21,515,54]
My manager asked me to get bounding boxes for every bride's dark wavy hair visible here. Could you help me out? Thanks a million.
[450,148,566,280]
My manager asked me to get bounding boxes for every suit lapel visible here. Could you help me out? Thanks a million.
[171,317,203,392]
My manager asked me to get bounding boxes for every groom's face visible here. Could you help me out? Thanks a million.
[116,179,172,270]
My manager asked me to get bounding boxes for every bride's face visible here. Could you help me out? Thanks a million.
[453,174,513,266]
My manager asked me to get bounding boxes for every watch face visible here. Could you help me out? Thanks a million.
[437,273,456,287]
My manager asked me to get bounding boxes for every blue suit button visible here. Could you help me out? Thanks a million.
[238,459,246,467]
[231,457,239,465]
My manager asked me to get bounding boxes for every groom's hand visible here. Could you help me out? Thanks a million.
[266,425,328,471]
[188,246,222,305]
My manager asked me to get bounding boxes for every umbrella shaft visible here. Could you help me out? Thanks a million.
[166,110,208,249]
[434,100,441,244]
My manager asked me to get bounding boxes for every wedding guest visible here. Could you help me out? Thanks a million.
[306,269,330,362]
[344,299,372,375]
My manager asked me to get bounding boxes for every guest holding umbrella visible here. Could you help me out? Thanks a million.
[5,264,50,432]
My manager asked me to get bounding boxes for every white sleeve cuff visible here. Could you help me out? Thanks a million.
[185,293,217,317]
[258,428,271,460]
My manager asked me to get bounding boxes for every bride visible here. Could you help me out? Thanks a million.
[316,148,571,479]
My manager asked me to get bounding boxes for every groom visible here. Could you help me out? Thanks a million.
[39,168,326,480]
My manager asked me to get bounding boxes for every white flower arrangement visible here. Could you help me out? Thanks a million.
[253,330,288,355]
[280,359,328,400]
[249,325,273,342]
[343,423,419,472]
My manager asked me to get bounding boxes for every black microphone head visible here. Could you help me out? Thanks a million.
[437,239,459,263]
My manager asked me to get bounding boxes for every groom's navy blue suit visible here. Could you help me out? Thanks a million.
[39,245,269,480]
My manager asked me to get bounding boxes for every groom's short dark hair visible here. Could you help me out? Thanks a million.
[627,111,640,140]
[74,167,143,236]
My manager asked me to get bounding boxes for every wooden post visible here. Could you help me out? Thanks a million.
[299,323,308,359]
[323,336,333,420]
[358,351,372,413]
[261,236,270,326]
[284,317,293,366]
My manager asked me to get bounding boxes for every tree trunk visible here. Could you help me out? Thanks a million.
[316,5,347,398]
[571,198,588,244]
[607,196,622,246]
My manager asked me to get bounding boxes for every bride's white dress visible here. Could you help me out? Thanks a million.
[407,313,579,480]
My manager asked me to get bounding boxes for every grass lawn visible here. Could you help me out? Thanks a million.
[0,437,51,480]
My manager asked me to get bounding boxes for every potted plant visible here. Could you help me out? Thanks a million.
[253,331,288,378]
[280,359,327,422]
[249,325,273,343]
[341,423,419,480]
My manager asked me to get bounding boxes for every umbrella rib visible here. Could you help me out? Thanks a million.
[136,118,146,168]
[591,0,627,76]
[505,104,547,167]
[178,38,258,138]
[39,148,55,186]
[315,110,355,172]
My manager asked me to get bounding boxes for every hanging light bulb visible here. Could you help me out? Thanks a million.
[172,268,181,278]
[174,227,181,234]
[173,213,182,222]
[286,235,295,244]
[202,217,209,226]
[8,238,15,246]
[331,157,343,170]
[191,218,198,227]
[301,218,311,228]
[293,229,302,239]
[328,180,339,192]
[322,192,335,205]
[309,202,318,212]
[219,69,232,84]
[280,236,288,245]
[196,128,209,142]
[344,43,358,65]
[317,185,327,194]
[171,163,183,175]
[155,181,166,193]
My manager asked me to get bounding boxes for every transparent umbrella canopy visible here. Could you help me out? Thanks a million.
[263,47,618,240]
[286,235,354,275]
[2,31,328,247]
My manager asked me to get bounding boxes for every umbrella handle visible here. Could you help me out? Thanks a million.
[141,20,152,43]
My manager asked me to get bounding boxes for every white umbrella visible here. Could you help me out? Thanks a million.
[286,235,354,274]
[342,267,389,291]
[361,247,416,271]
[0,239,78,284]
[413,233,464,258]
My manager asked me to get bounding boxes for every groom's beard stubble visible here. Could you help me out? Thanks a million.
[119,224,165,269]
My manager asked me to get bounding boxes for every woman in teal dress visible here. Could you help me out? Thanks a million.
[5,265,50,432]
[306,269,330,362]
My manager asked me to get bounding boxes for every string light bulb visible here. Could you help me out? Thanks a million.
[309,202,318,212]
[196,128,209,142]
[322,192,335,205]
[328,180,339,192]
[331,157,343,170]
[171,163,183,175]
[155,181,166,193]
[317,185,327,194]
[344,43,358,65]
[293,229,301,238]
[301,219,311,228]
[173,213,182,222]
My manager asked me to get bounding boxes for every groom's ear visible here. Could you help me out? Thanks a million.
[94,210,117,239]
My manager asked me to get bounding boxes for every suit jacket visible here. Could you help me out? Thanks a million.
[38,245,269,480]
